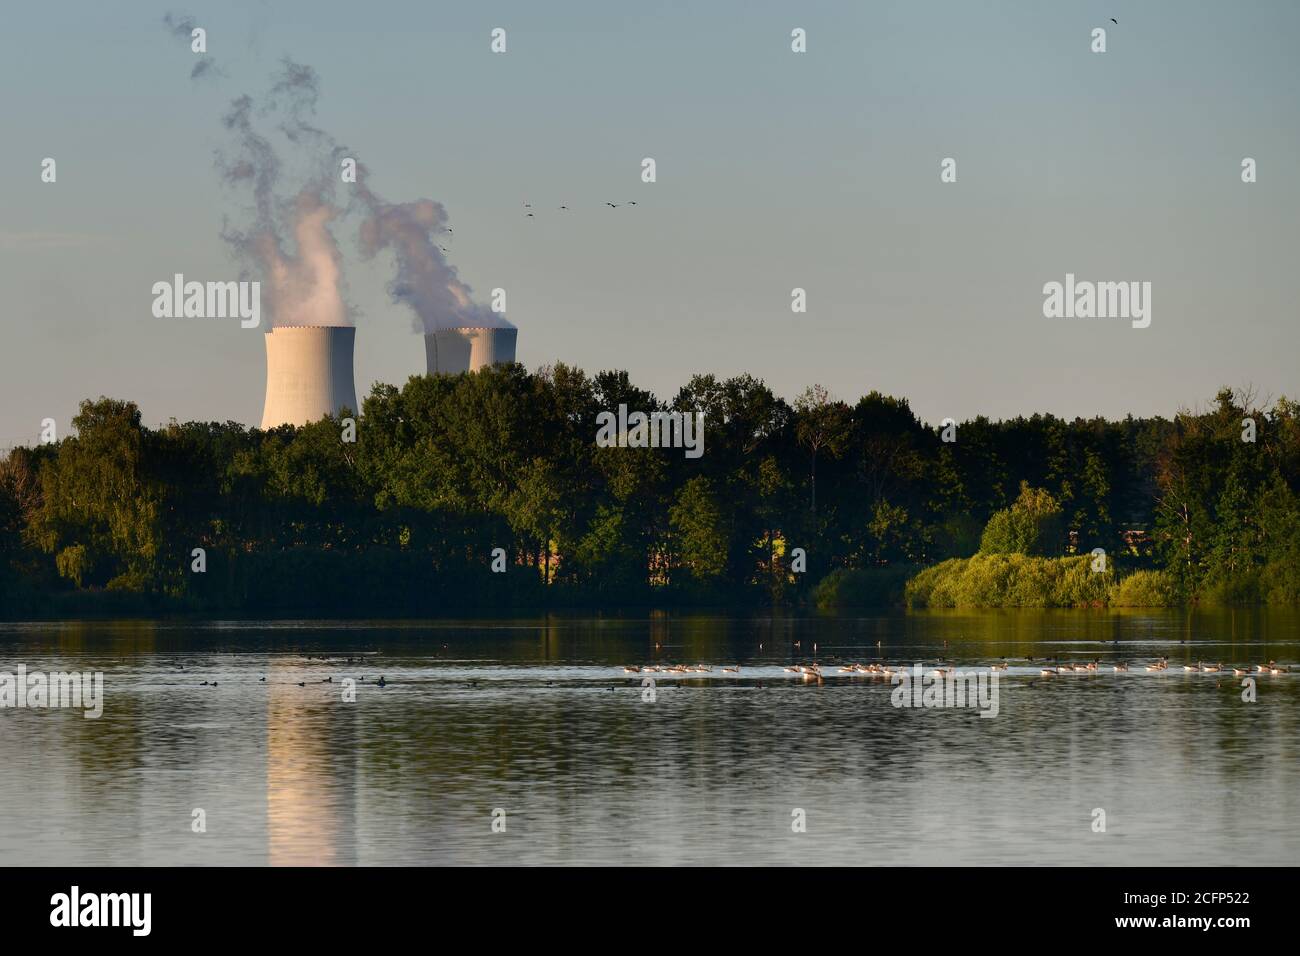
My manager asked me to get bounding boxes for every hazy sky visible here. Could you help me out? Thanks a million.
[2,0,1297,446]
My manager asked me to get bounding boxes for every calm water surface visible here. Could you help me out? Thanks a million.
[1,610,1297,866]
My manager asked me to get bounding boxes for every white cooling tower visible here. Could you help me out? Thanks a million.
[260,325,358,428]
[424,326,518,375]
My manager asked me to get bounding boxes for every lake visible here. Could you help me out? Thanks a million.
[1,609,1297,866]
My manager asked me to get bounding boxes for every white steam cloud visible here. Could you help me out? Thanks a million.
[217,77,351,329]
[165,23,504,333]
[356,191,512,332]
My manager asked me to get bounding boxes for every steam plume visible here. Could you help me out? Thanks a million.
[216,73,350,328]
[189,50,503,334]
[356,186,512,333]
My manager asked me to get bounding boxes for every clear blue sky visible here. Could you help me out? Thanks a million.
[2,0,1297,446]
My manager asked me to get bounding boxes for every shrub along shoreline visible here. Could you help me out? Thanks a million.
[812,560,1179,609]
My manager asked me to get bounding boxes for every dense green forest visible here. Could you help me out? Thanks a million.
[1,364,1297,617]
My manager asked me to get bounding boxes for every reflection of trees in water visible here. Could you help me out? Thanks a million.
[61,621,159,792]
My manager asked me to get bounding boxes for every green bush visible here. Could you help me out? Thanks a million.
[1054,555,1114,607]
[979,483,1064,556]
[903,558,956,607]
[106,568,153,592]
[55,544,89,588]
[1108,569,1179,607]
[904,553,1112,608]
[1004,554,1058,607]
[1261,557,1300,605]
[1198,571,1263,606]
[813,566,914,608]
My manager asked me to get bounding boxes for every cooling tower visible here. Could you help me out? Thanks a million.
[260,325,358,428]
[424,326,518,375]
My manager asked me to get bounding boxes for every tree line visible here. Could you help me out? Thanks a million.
[1,365,1297,616]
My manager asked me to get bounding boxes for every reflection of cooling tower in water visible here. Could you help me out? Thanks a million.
[424,326,517,375]
[260,326,358,428]
[266,676,352,866]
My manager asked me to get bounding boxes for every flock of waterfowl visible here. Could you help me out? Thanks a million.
[620,658,1290,680]
[1038,658,1288,676]
[623,661,981,681]
[623,664,740,674]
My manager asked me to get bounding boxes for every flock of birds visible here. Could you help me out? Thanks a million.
[523,200,637,218]
[187,655,389,689]
[620,661,953,682]
[196,674,388,688]
[618,656,1290,682]
[624,664,740,674]
[1038,658,1288,676]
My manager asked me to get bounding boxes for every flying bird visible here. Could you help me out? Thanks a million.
[559,205,568,210]
[1110,18,1117,23]
[605,202,620,208]
[526,213,534,217]
[626,201,637,206]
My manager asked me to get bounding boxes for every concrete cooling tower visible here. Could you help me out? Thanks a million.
[260,326,358,428]
[425,326,518,375]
